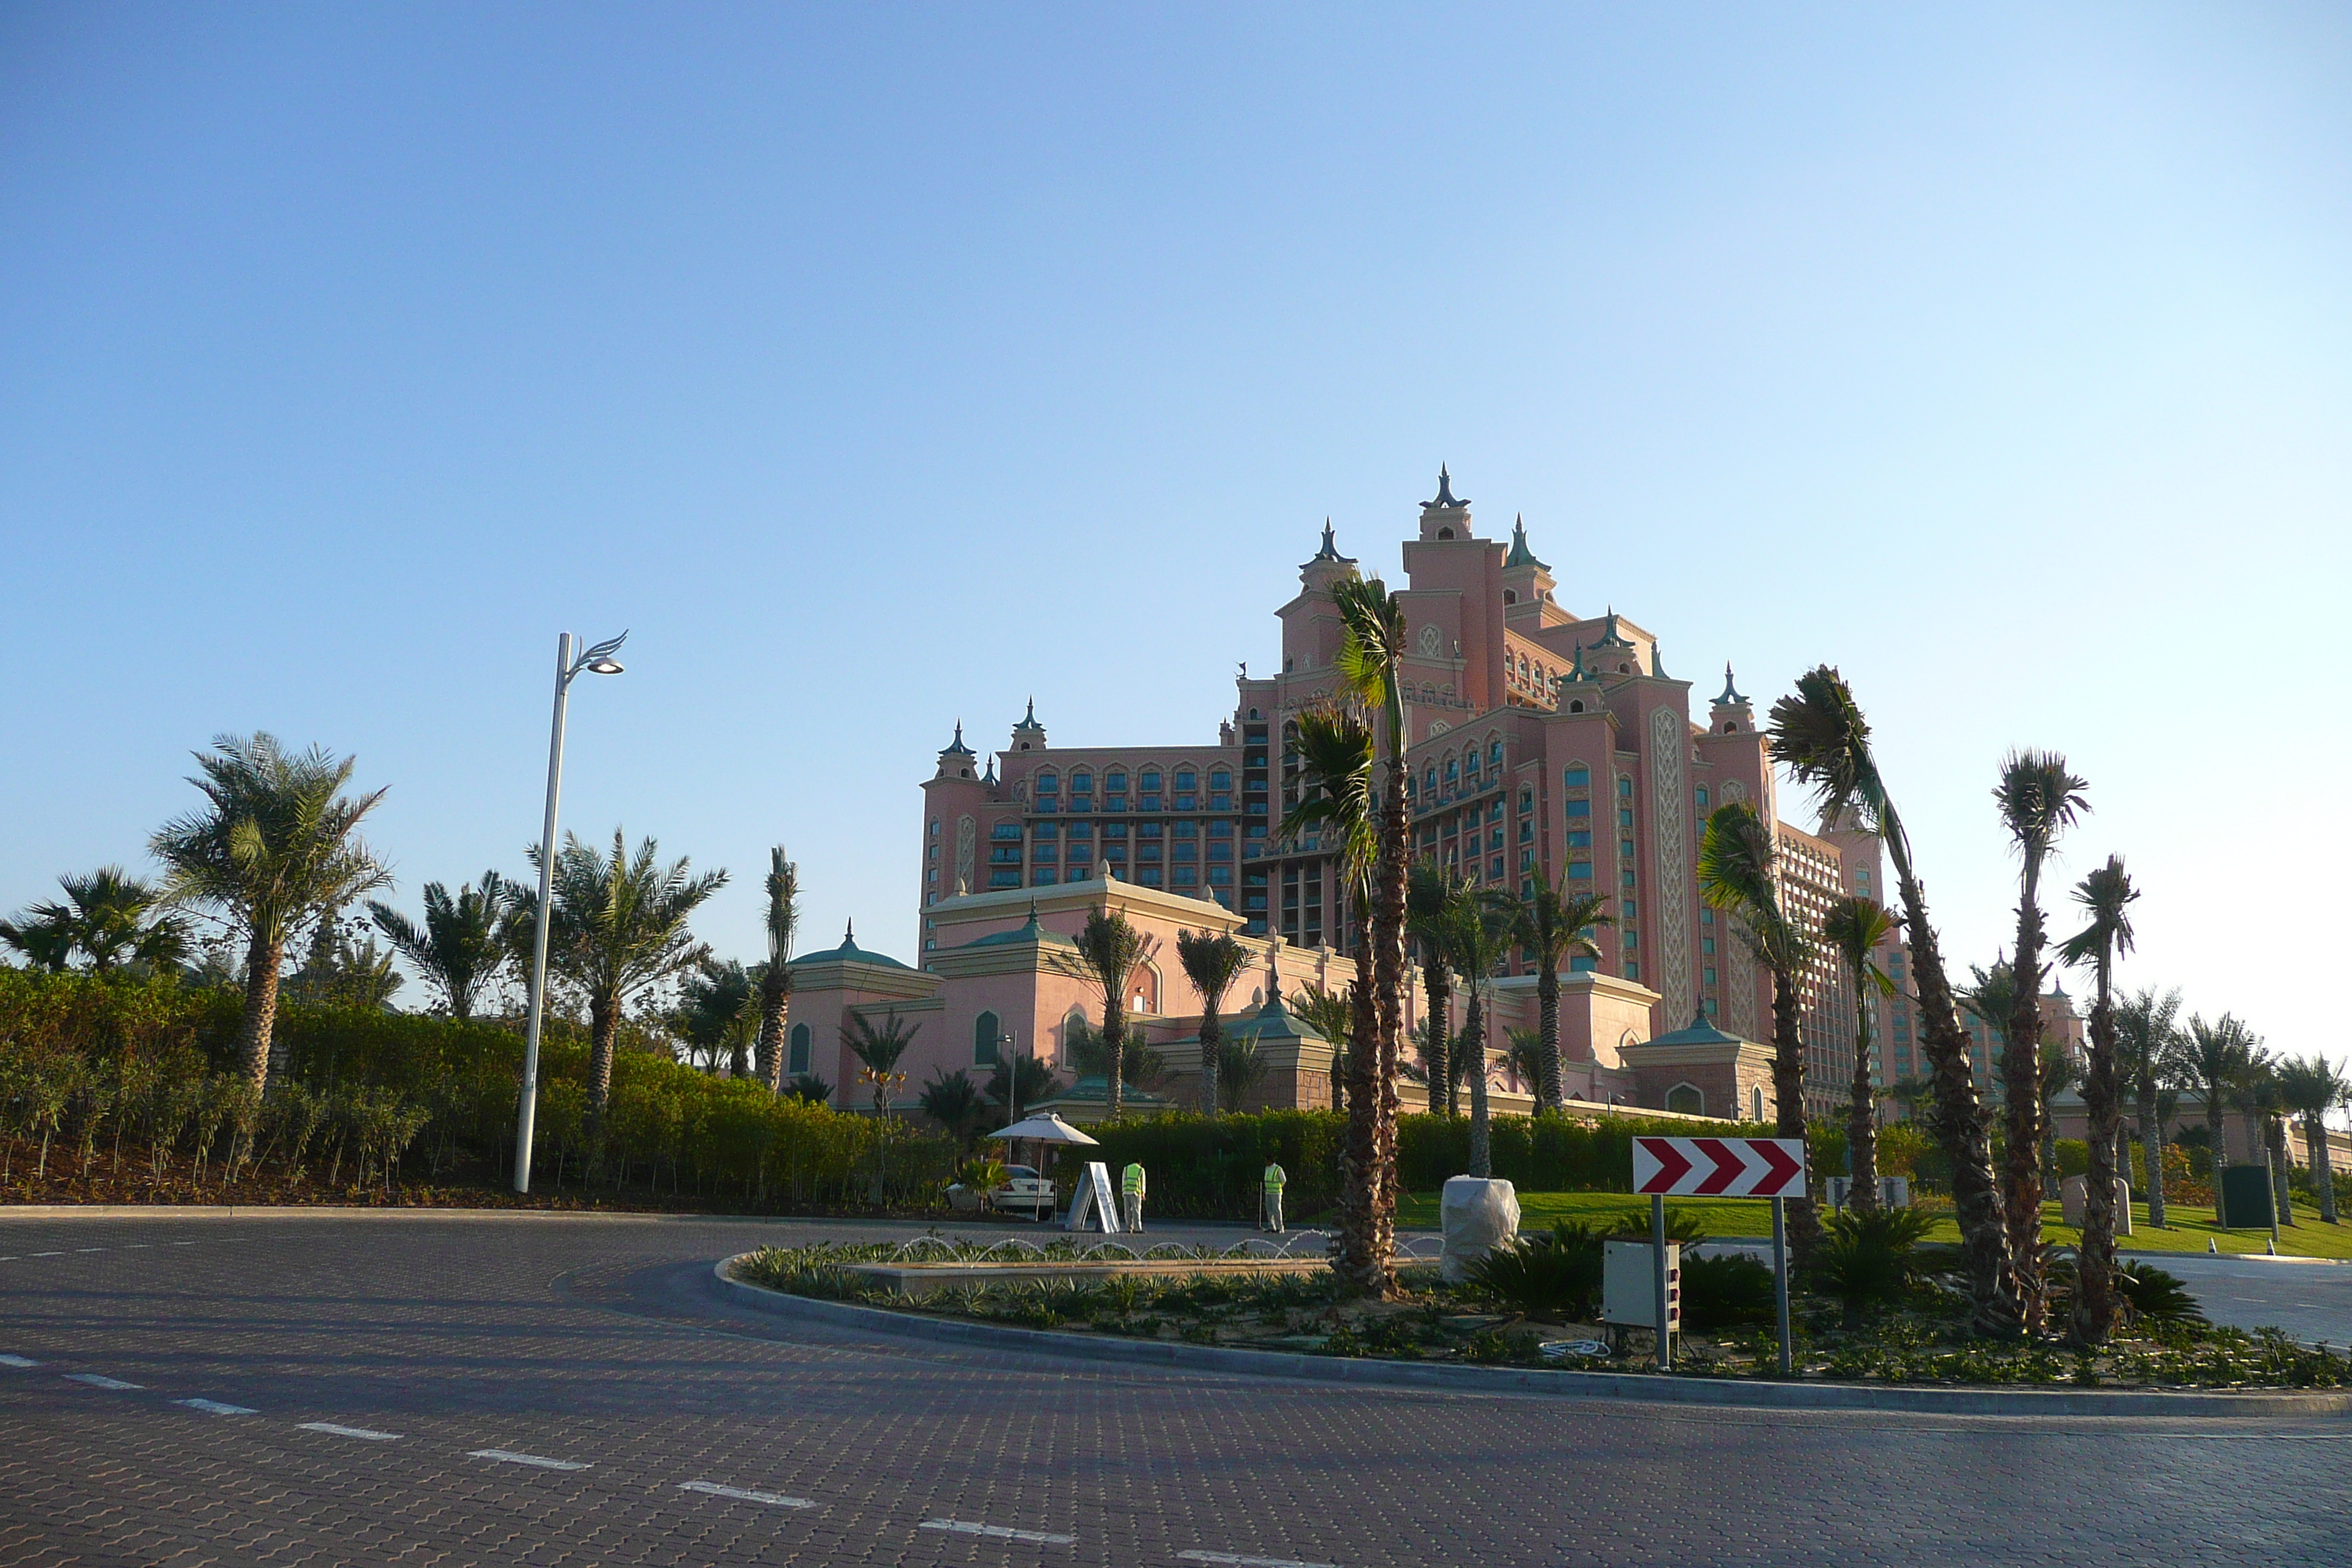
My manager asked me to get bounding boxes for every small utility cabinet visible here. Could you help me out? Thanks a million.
[1601,1239,1679,1355]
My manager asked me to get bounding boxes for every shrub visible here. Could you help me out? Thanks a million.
[1809,1206,1937,1327]
[2114,1261,2207,1327]
[1682,1252,1776,1332]
[1463,1222,1604,1316]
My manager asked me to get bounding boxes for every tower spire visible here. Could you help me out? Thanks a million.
[1425,464,1467,508]
[1714,663,1746,706]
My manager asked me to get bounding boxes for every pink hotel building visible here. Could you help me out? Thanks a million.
[785,474,1908,1121]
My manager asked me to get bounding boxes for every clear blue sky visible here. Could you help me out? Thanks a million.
[4,4,2346,1062]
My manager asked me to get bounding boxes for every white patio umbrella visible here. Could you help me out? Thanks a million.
[985,1112,1098,1146]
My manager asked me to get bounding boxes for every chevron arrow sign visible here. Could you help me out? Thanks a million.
[1632,1137,1808,1199]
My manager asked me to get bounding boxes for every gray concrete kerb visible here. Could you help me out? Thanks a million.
[709,1254,2352,1418]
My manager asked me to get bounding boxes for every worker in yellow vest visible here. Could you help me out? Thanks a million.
[1120,1161,1146,1232]
[1261,1159,1286,1233]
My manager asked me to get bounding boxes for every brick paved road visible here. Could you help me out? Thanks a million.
[1,1214,2347,1567]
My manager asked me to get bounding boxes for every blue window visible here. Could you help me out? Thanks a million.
[1036,774,1059,796]
[1139,868,1164,886]
[1174,843,1198,862]
[1107,769,1128,794]
[1618,809,1635,829]
[1209,843,1232,862]
[990,821,1022,840]
[1622,900,1638,919]
[1564,766,1590,788]
[1489,856,1504,878]
[975,1011,1001,1066]
[987,870,1021,889]
[1488,742,1504,771]
[1618,777,1633,798]
[1624,962,1640,981]
[1703,968,1717,987]
[1207,865,1233,885]
[990,845,1021,864]
[1695,786,1711,807]
[1445,758,1460,783]
[1567,829,1591,848]
[1566,800,1591,818]
[1141,769,1162,792]
[1567,861,1593,880]
[1210,769,1233,792]
[788,1022,811,1076]
[1033,844,1058,862]
[1621,870,1635,888]
[1033,870,1058,885]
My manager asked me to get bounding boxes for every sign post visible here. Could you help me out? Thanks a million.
[1650,1191,1670,1371]
[1633,1134,1808,1378]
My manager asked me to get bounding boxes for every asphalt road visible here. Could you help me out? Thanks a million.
[1,1213,2348,1568]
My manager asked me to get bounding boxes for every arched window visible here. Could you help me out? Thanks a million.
[1465,749,1481,780]
[1210,768,1232,791]
[1437,527,1455,540]
[974,1011,1000,1066]
[1444,755,1459,783]
[1106,769,1128,794]
[1695,785,1710,807]
[1667,1083,1704,1116]
[1140,768,1161,791]
[1504,589,1518,606]
[1752,1085,1766,1122]
[1488,740,1504,771]
[788,1022,812,1077]
[1036,772,1059,796]
[1569,700,1586,713]
[1175,767,1196,791]
[1425,766,1439,793]
[1071,769,1093,794]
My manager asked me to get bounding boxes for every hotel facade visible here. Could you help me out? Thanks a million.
[791,475,1904,1122]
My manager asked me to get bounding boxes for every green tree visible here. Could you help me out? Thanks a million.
[1406,859,1469,1117]
[1441,889,1515,1178]
[2277,1055,2350,1225]
[3,868,190,975]
[151,733,391,1094]
[678,958,758,1077]
[1332,573,1413,1296]
[2115,987,2184,1228]
[755,847,799,1092]
[367,872,509,1021]
[918,1068,989,1151]
[1177,927,1250,1117]
[844,1009,920,1202]
[513,829,726,1128]
[1282,696,1389,1289]
[1769,668,2015,1330]
[1824,894,1899,1215]
[1289,981,1357,1115]
[1056,910,1154,1119]
[1509,873,1610,1115]
[2056,853,2137,1342]
[1991,750,2089,1333]
[2181,1013,2258,1186]
[2232,1058,2294,1226]
[1700,800,1818,1260]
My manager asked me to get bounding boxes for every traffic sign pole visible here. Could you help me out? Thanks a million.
[1651,1192,1670,1372]
[1771,1195,1791,1377]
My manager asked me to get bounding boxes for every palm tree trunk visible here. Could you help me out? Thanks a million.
[1368,711,1411,1282]
[1846,1012,1880,1215]
[1537,963,1563,1115]
[1422,960,1452,1116]
[2076,977,2122,1343]
[2138,1083,2168,1228]
[586,990,619,1135]
[2307,1115,2338,1224]
[1199,1007,1222,1117]
[2206,1096,2227,1194]
[1337,924,1384,1292]
[1464,988,1490,1178]
[1104,993,1126,1119]
[1768,965,1819,1265]
[2267,1117,2294,1225]
[236,932,285,1096]
[756,966,788,1093]
[2004,875,2048,1333]
[1882,814,2015,1330]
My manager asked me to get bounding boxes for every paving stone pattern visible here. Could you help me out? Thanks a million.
[0,1215,2346,1566]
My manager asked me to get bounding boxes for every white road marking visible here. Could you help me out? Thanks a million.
[75,1247,105,1254]
[299,1422,402,1441]
[121,1244,151,1250]
[0,1355,38,1368]
[676,1481,815,1508]
[919,1519,1076,1545]
[176,1398,257,1416]
[468,1449,589,1471]
[170,1241,198,1247]
[64,1373,142,1390]
[27,1252,63,1258]
[1180,1553,1340,1568]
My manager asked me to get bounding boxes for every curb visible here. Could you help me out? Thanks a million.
[709,1256,2352,1418]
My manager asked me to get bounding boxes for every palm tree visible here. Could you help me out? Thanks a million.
[2115,987,2184,1228]
[918,1068,989,1151]
[2232,1058,2294,1226]
[984,1054,1061,1118]
[151,734,391,1094]
[2037,1041,2078,1200]
[1289,981,1357,1114]
[2277,1055,2350,1224]
[1177,927,1250,1117]
[1504,1026,1545,1096]
[1991,750,2089,1333]
[1442,889,1515,1178]
[1332,575,1412,1294]
[1510,872,1611,1115]
[1824,895,1899,1215]
[845,1009,920,1202]
[366,873,508,1020]
[2181,1013,2258,1191]
[2055,853,2137,1342]
[678,958,758,1075]
[513,829,726,1128]
[1281,699,1389,1291]
[1770,669,2013,1328]
[1406,860,1469,1117]
[4,869,190,974]
[1060,910,1154,1118]
[755,848,799,1092]
[1700,801,1820,1259]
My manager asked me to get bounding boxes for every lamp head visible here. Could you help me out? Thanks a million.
[584,657,625,675]
[574,630,629,678]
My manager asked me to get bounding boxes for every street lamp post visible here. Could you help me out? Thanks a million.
[513,630,627,1195]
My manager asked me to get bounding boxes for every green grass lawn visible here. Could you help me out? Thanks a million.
[1393,1189,2352,1260]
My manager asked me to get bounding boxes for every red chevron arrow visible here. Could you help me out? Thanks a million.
[1634,1137,1693,1194]
[1692,1138,1748,1195]
[1749,1139,1805,1196]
